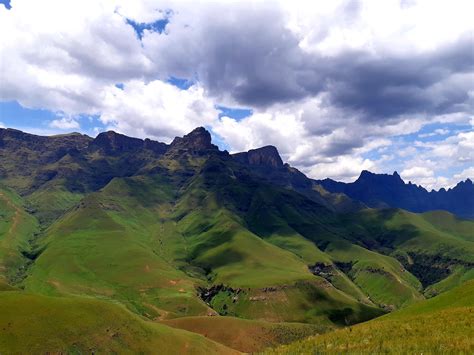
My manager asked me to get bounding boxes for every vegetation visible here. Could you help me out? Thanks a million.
[0,291,233,354]
[265,280,474,354]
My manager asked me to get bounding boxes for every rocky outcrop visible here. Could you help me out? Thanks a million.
[233,145,283,168]
[169,127,218,153]
[89,131,167,155]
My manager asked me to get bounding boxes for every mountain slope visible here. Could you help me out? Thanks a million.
[266,279,474,354]
[0,291,234,354]
[0,185,38,283]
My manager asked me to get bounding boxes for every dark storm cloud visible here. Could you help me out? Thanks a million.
[153,6,473,123]
[324,36,474,121]
[215,33,473,121]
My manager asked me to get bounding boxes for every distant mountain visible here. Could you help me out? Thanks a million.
[316,171,474,219]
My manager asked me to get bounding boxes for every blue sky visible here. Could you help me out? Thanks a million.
[0,0,472,189]
[0,101,106,136]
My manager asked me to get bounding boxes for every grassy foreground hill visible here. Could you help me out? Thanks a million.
[265,279,474,354]
[0,290,234,354]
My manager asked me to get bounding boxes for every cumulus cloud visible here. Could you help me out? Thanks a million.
[49,117,80,130]
[100,80,218,142]
[0,0,472,187]
[454,167,474,181]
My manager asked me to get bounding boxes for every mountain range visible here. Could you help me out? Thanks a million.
[0,126,473,353]
[317,171,474,219]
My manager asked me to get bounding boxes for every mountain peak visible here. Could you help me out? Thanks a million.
[233,145,284,168]
[356,170,404,185]
[171,127,217,150]
[169,127,218,151]
[359,170,374,178]
[90,131,146,154]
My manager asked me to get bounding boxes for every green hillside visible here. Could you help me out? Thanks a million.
[0,186,38,283]
[266,280,474,354]
[0,291,234,354]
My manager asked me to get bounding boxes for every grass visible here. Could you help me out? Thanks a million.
[20,172,383,327]
[162,316,324,353]
[265,280,474,354]
[0,291,234,354]
[0,185,38,283]
[25,183,83,227]
[23,176,212,319]
[325,240,423,308]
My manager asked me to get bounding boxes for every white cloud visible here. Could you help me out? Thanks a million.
[401,166,452,190]
[402,166,433,179]
[306,155,376,182]
[99,80,218,142]
[49,117,80,130]
[418,128,450,138]
[284,0,474,55]
[454,167,474,181]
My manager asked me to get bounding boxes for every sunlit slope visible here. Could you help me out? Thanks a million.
[169,161,384,324]
[22,169,382,326]
[23,175,213,319]
[0,291,234,354]
[267,280,474,354]
[162,316,325,353]
[237,181,423,309]
[345,208,474,294]
[0,186,38,283]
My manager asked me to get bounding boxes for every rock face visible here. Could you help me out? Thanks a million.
[89,131,167,155]
[0,128,91,152]
[317,171,474,218]
[169,127,218,152]
[232,146,283,168]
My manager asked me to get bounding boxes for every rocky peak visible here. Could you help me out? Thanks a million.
[89,131,168,155]
[0,128,91,151]
[90,131,144,153]
[356,170,404,185]
[169,127,218,152]
[233,145,284,168]
[451,178,474,192]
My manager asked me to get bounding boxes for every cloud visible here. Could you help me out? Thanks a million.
[418,128,450,138]
[139,0,474,123]
[99,80,218,142]
[49,117,80,130]
[0,0,472,189]
[454,167,474,181]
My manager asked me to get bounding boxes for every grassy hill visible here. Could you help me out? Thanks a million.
[0,290,234,354]
[162,316,325,353]
[266,279,474,354]
[0,185,38,283]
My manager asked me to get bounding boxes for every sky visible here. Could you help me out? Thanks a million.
[0,0,473,190]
